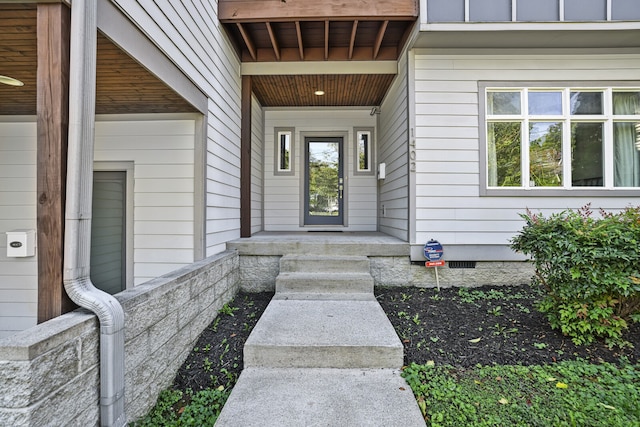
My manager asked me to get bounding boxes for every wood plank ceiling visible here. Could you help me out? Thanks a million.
[0,4,197,116]
[0,1,419,112]
[219,0,418,107]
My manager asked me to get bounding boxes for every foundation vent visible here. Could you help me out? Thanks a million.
[448,261,476,269]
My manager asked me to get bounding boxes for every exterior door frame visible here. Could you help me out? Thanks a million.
[93,161,134,290]
[302,135,346,226]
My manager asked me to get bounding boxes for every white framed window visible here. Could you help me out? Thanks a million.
[481,84,640,195]
[354,127,375,175]
[274,127,294,175]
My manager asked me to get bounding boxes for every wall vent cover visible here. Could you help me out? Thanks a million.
[448,261,476,269]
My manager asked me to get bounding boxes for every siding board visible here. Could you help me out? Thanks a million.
[0,121,37,337]
[413,52,640,251]
[263,109,377,231]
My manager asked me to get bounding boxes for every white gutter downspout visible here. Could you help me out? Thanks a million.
[63,0,126,426]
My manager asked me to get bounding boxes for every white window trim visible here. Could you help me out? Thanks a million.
[354,127,375,175]
[479,81,640,197]
[274,127,295,176]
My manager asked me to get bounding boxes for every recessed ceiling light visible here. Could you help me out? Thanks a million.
[314,90,325,96]
[0,75,24,87]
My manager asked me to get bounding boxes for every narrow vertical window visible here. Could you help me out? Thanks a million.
[354,128,375,175]
[279,132,290,171]
[274,128,295,175]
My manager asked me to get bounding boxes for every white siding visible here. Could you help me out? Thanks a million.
[263,109,377,231]
[379,53,410,240]
[95,119,196,285]
[0,121,37,338]
[413,52,640,252]
[251,95,264,233]
[111,0,242,256]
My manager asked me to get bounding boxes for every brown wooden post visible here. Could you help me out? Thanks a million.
[36,3,75,323]
[240,75,252,237]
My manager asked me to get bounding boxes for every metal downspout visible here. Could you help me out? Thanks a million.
[63,0,126,425]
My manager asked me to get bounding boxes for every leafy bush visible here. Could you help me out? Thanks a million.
[511,205,640,347]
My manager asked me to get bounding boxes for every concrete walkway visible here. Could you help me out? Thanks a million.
[215,254,425,426]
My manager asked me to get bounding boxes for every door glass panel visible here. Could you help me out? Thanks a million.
[308,141,340,217]
[91,171,126,295]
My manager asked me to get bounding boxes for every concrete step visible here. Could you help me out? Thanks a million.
[273,292,375,301]
[244,299,403,369]
[279,254,371,274]
[275,272,374,294]
[214,367,426,427]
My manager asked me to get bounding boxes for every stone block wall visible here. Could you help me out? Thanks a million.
[0,250,239,426]
[237,254,534,292]
[370,257,534,288]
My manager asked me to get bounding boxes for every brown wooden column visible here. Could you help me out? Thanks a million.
[36,3,75,323]
[240,75,252,237]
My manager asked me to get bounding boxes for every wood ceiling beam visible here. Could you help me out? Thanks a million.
[295,21,304,60]
[348,20,358,60]
[373,20,388,60]
[265,22,280,61]
[324,20,329,61]
[236,22,256,61]
[219,0,418,21]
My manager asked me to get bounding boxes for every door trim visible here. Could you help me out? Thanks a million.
[299,131,348,228]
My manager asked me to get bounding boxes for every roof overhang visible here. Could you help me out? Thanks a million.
[219,0,418,106]
[415,22,640,50]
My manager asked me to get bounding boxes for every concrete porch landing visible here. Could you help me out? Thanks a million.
[226,231,409,256]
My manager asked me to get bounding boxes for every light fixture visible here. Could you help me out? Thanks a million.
[0,75,24,87]
[314,90,325,96]
[370,106,381,116]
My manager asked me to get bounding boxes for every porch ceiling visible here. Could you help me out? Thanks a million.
[220,0,418,107]
[0,4,197,116]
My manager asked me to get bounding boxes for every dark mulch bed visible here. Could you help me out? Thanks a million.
[171,285,639,393]
[172,291,274,392]
[376,285,639,367]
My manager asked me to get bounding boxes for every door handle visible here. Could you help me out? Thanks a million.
[339,185,343,199]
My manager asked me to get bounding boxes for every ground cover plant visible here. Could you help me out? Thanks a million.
[135,285,640,426]
[379,285,640,425]
[132,292,273,426]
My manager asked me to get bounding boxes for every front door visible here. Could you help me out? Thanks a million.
[304,137,344,225]
[91,171,126,295]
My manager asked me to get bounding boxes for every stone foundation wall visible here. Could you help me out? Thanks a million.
[0,251,239,426]
[238,255,280,292]
[238,254,534,291]
[370,257,534,288]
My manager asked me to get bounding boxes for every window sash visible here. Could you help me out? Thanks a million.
[485,87,640,190]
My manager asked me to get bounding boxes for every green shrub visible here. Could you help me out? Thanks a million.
[511,204,640,347]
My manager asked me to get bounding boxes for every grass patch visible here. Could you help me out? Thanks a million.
[402,359,640,426]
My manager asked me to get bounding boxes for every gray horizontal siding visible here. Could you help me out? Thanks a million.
[425,0,640,22]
